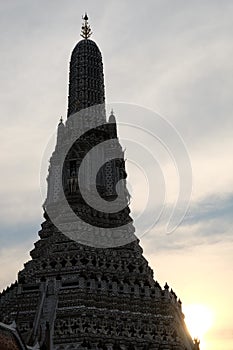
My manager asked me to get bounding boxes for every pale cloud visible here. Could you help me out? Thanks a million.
[139,193,233,253]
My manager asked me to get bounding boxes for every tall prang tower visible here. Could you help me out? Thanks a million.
[0,15,200,350]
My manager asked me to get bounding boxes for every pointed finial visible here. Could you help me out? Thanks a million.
[83,13,88,21]
[109,108,116,124]
[80,13,92,39]
[59,116,63,125]
[194,338,200,350]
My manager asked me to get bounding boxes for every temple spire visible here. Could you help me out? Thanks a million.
[68,15,104,116]
[80,13,92,39]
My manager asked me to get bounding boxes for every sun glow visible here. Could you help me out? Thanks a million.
[183,304,214,348]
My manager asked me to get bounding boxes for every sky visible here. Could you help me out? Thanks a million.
[0,1,233,349]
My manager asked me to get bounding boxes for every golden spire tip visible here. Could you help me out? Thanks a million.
[80,13,92,39]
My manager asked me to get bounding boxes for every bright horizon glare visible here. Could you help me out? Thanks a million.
[183,304,214,349]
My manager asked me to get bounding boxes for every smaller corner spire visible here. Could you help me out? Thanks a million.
[80,13,92,39]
